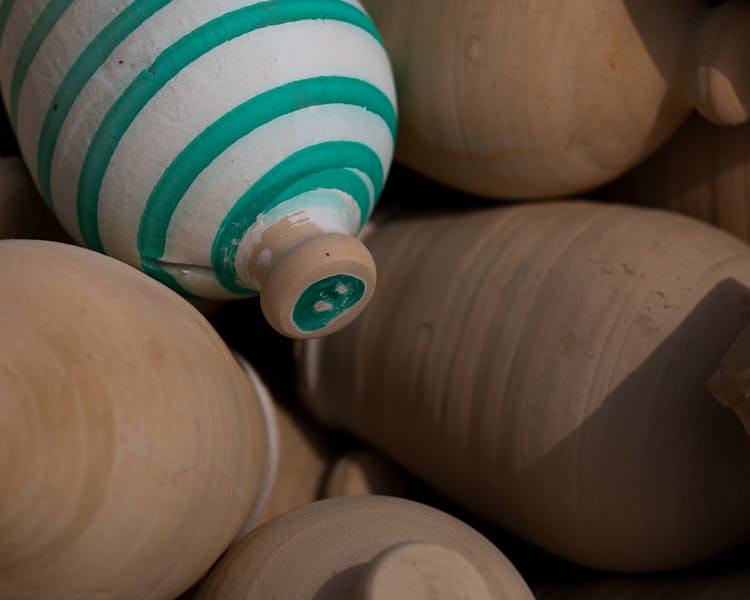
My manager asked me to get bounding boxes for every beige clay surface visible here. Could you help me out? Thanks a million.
[197,496,533,599]
[251,405,407,525]
[606,114,750,243]
[361,0,750,198]
[0,240,269,600]
[252,398,334,526]
[323,450,406,498]
[300,201,750,572]
[258,232,377,339]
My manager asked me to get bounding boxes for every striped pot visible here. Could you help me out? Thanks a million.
[0,0,397,338]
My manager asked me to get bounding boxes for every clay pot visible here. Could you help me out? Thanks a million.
[323,450,406,499]
[606,114,750,242]
[0,0,397,337]
[248,386,406,526]
[298,201,750,572]
[535,571,750,599]
[251,393,334,526]
[0,240,271,600]
[0,156,69,240]
[361,0,750,198]
[197,496,533,599]
[231,352,279,535]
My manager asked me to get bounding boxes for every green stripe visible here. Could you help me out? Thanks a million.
[142,172,369,298]
[36,0,171,211]
[77,0,384,252]
[294,273,365,332]
[137,75,394,263]
[208,140,383,295]
[9,0,75,129]
[0,0,17,44]
[272,167,373,228]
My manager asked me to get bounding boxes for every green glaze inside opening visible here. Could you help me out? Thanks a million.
[293,274,365,332]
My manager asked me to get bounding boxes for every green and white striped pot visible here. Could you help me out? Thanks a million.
[0,0,396,337]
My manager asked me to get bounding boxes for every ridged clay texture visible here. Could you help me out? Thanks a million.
[0,240,270,600]
[607,114,750,244]
[299,201,750,572]
[196,496,534,599]
[0,0,397,338]
[361,0,750,198]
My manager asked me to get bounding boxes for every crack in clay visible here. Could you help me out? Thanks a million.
[142,258,217,277]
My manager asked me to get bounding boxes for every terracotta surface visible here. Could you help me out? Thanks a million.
[606,114,750,243]
[0,240,269,600]
[0,0,396,338]
[299,201,750,572]
[196,496,533,599]
[535,570,750,599]
[361,0,750,198]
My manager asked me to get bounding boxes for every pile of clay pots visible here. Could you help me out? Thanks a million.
[4,0,750,598]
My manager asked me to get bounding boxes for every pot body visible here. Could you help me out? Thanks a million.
[197,496,533,599]
[362,0,706,198]
[0,240,269,599]
[300,202,750,571]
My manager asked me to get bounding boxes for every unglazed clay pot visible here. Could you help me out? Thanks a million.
[0,0,397,338]
[535,570,750,599]
[197,496,533,599]
[231,352,279,534]
[606,114,750,242]
[0,156,68,240]
[0,240,271,600]
[299,202,750,572]
[361,0,750,198]
[248,390,405,526]
[251,393,334,526]
[323,450,406,499]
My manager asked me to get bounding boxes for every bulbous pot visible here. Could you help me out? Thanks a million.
[361,0,750,198]
[0,239,270,600]
[299,201,750,571]
[197,495,533,599]
[0,0,397,337]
